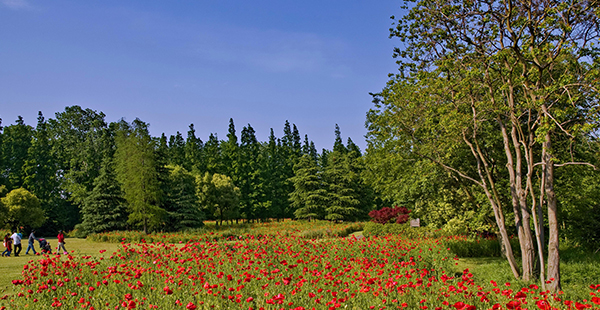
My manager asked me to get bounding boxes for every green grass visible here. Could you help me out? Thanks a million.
[0,237,121,296]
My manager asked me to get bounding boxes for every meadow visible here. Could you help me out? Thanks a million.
[0,221,599,309]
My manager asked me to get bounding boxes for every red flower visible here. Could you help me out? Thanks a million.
[127,300,136,309]
[592,297,600,305]
[186,302,197,310]
[507,300,521,309]
[536,300,550,310]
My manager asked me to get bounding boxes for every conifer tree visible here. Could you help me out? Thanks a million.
[323,127,361,221]
[185,124,204,173]
[168,132,185,166]
[204,133,222,174]
[23,112,57,206]
[289,155,327,220]
[163,165,204,230]
[259,129,283,220]
[79,154,128,235]
[23,112,59,230]
[221,119,240,185]
[1,116,33,190]
[114,119,165,233]
[239,124,262,221]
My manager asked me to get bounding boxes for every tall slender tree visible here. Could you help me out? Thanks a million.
[114,119,165,234]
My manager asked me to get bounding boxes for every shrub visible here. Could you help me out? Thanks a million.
[368,205,411,224]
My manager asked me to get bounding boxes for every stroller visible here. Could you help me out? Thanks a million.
[37,238,52,254]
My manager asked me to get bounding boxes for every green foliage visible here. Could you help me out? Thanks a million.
[78,155,128,236]
[0,116,33,190]
[114,119,166,233]
[163,165,204,231]
[290,155,327,220]
[1,188,45,229]
[196,173,240,225]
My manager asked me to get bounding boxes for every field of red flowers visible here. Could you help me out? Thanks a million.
[1,225,600,309]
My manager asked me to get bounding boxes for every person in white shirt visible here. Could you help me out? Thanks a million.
[11,231,22,257]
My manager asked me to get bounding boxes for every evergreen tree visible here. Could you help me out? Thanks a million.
[185,124,204,173]
[333,124,347,154]
[323,128,361,221]
[79,154,128,235]
[289,155,327,220]
[0,118,5,188]
[204,133,222,174]
[114,119,165,233]
[23,112,59,231]
[239,124,261,221]
[258,129,283,220]
[221,118,240,186]
[168,132,185,166]
[1,116,33,190]
[163,165,204,231]
[23,112,56,200]
[292,124,302,156]
[279,121,298,218]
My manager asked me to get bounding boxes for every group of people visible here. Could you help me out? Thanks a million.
[2,230,68,257]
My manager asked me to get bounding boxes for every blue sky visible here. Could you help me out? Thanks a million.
[0,0,402,151]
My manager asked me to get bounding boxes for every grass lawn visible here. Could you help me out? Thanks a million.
[0,237,121,295]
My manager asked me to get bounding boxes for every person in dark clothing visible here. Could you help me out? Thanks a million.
[26,230,38,255]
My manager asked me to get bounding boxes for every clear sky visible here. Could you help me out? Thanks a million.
[0,0,402,151]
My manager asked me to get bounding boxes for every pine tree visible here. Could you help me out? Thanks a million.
[23,112,56,203]
[1,116,33,190]
[221,119,240,185]
[258,129,283,220]
[168,132,185,166]
[204,133,222,174]
[23,112,59,230]
[239,124,261,221]
[163,165,204,231]
[185,124,204,173]
[289,155,327,220]
[79,154,128,235]
[323,127,361,221]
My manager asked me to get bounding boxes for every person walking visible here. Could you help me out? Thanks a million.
[25,230,38,255]
[2,233,12,257]
[57,230,68,255]
[11,230,22,257]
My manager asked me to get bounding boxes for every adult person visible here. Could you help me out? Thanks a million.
[25,229,38,255]
[11,230,22,257]
[57,230,68,255]
[2,233,11,257]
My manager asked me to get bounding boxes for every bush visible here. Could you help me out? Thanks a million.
[368,206,411,224]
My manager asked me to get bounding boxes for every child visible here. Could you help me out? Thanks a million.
[2,233,12,257]
[57,230,68,255]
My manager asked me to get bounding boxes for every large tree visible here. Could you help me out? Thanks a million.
[369,0,600,290]
[114,119,165,234]
[1,116,33,190]
[197,173,240,226]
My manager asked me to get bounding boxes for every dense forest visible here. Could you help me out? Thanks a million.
[0,106,375,236]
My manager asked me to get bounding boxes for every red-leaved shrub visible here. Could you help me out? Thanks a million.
[368,206,411,224]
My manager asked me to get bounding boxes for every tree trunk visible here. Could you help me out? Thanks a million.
[543,131,561,292]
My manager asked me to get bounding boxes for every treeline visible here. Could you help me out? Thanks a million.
[0,106,375,235]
